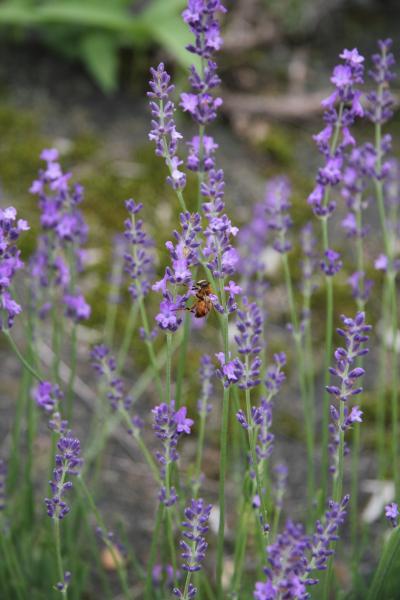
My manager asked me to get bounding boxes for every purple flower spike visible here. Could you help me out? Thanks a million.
[0,207,29,329]
[179,498,211,572]
[308,48,364,218]
[366,39,395,125]
[34,381,64,414]
[148,63,186,191]
[327,312,371,403]
[264,176,293,254]
[91,345,132,414]
[152,401,194,505]
[124,200,155,300]
[45,435,83,520]
[63,293,91,322]
[320,249,342,276]
[385,502,399,528]
[233,299,264,389]
[29,150,89,320]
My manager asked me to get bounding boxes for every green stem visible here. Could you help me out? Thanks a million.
[281,253,315,511]
[216,307,230,599]
[244,380,268,535]
[175,312,190,409]
[350,196,366,553]
[66,323,77,422]
[139,298,164,400]
[116,303,140,372]
[145,504,163,600]
[76,477,131,600]
[377,278,391,478]
[0,529,25,600]
[54,518,68,599]
[3,331,42,382]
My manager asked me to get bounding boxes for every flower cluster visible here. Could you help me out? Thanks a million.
[366,39,395,125]
[308,49,365,218]
[173,498,212,599]
[254,495,349,599]
[326,312,370,404]
[153,212,203,332]
[385,502,399,528]
[29,149,90,321]
[152,401,193,505]
[34,380,69,435]
[123,199,155,301]
[148,63,186,190]
[181,0,226,171]
[45,435,83,520]
[233,299,263,389]
[264,176,292,254]
[0,206,29,329]
[91,345,133,413]
[202,169,240,280]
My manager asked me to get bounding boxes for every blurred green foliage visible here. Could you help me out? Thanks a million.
[0,0,197,92]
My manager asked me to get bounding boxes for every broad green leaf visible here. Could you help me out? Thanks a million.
[367,527,400,600]
[80,32,119,93]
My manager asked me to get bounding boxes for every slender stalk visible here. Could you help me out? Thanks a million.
[374,110,399,497]
[0,530,25,600]
[116,303,140,372]
[76,477,131,600]
[54,518,68,599]
[145,504,163,600]
[281,253,315,510]
[3,330,42,382]
[350,195,366,551]
[175,312,190,409]
[139,298,164,400]
[377,278,391,478]
[244,379,268,535]
[319,102,344,506]
[66,323,77,421]
[216,305,230,599]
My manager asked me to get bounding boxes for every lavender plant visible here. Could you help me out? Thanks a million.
[2,4,400,600]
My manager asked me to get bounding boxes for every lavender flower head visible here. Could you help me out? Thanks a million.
[0,206,29,329]
[385,502,399,528]
[148,64,186,190]
[124,199,155,301]
[173,498,212,599]
[152,212,202,332]
[202,169,240,283]
[45,435,83,520]
[255,495,349,598]
[91,345,133,414]
[308,48,365,218]
[233,298,264,389]
[264,176,292,253]
[29,149,90,321]
[152,401,193,506]
[366,39,395,125]
[181,0,226,171]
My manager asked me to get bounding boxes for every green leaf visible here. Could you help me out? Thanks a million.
[80,32,119,93]
[367,527,400,600]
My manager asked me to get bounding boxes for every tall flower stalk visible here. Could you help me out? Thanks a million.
[366,38,399,497]
[308,48,365,503]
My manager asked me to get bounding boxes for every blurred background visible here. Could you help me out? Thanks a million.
[1,0,400,594]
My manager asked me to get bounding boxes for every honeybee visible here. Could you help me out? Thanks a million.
[188,279,213,318]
